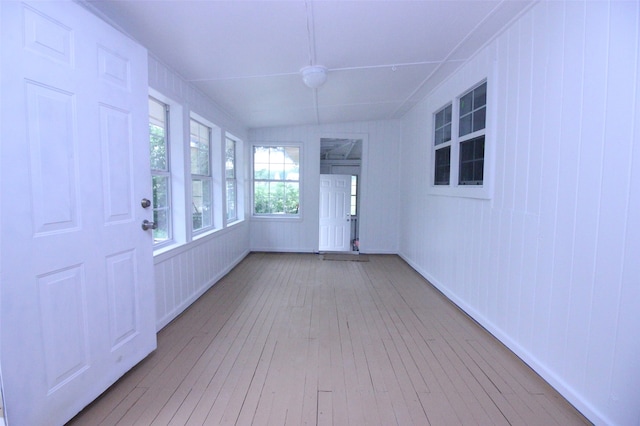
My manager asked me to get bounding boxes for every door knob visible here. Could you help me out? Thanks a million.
[141,198,151,208]
[141,220,157,231]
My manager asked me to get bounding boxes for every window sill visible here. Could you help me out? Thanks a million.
[153,220,247,263]
[251,214,303,222]
[153,240,183,258]
[428,184,492,200]
[193,226,220,241]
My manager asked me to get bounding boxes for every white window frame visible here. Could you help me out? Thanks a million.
[190,117,214,235]
[252,143,302,219]
[149,96,172,247]
[428,65,495,200]
[225,135,239,224]
[433,103,453,186]
[457,81,487,186]
[150,89,186,254]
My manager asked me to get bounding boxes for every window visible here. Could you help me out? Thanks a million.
[458,82,486,185]
[459,136,484,185]
[253,145,300,215]
[225,137,237,222]
[433,104,452,185]
[190,118,213,232]
[431,81,487,188]
[351,175,358,216]
[149,97,171,244]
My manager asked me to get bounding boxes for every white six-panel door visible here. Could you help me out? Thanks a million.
[319,174,352,252]
[0,1,156,424]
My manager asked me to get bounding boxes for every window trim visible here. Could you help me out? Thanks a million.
[428,71,495,200]
[225,136,239,223]
[149,90,187,253]
[252,142,302,219]
[189,117,214,235]
[433,103,453,186]
[149,96,173,247]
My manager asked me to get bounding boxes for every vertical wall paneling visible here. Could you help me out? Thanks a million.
[399,1,640,424]
[611,0,640,412]
[586,0,637,410]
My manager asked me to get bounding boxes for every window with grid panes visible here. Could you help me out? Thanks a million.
[190,118,213,232]
[351,175,358,216]
[149,97,171,244]
[433,104,452,185]
[458,82,486,185]
[225,137,238,222]
[253,145,300,216]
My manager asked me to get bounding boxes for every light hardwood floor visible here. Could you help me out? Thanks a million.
[68,253,589,425]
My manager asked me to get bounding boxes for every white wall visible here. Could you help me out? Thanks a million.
[399,1,640,425]
[149,56,251,330]
[249,120,401,254]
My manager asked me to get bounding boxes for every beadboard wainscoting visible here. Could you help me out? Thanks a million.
[154,222,250,330]
[399,1,640,425]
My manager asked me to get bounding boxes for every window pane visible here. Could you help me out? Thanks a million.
[444,104,452,123]
[459,162,475,183]
[284,182,299,214]
[225,138,235,179]
[434,104,452,146]
[190,120,210,176]
[435,128,444,146]
[435,109,444,128]
[226,180,237,221]
[460,140,474,161]
[434,146,451,185]
[226,138,237,222]
[473,107,486,132]
[254,146,269,179]
[284,146,300,165]
[443,123,451,142]
[269,147,285,179]
[460,82,487,136]
[153,209,169,243]
[351,175,357,216]
[460,91,473,115]
[254,181,270,214]
[149,98,168,171]
[476,136,485,158]
[473,82,487,109]
[459,113,472,136]
[150,124,167,170]
[269,181,285,213]
[192,179,212,230]
[152,175,169,208]
[459,136,485,185]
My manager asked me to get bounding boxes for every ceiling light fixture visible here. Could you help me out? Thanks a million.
[300,65,327,89]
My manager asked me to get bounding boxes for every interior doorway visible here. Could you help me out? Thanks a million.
[319,138,362,252]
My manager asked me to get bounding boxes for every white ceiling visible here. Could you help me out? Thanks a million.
[85,0,533,129]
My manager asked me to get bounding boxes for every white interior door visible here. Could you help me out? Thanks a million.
[319,174,352,252]
[0,2,156,425]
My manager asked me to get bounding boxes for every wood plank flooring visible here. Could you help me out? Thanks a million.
[68,253,589,425]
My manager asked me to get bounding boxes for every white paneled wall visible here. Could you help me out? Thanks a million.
[154,223,250,330]
[249,120,402,254]
[399,1,639,425]
[149,56,251,330]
